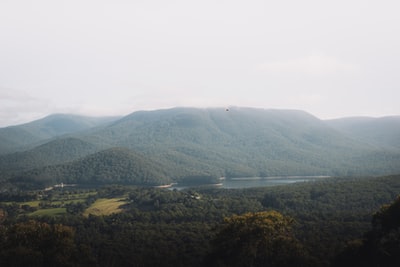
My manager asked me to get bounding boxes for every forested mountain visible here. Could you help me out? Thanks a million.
[0,138,98,176]
[0,114,120,154]
[326,116,400,150]
[78,107,400,177]
[1,107,400,187]
[11,148,171,188]
[1,108,399,267]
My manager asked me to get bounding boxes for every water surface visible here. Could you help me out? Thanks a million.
[172,176,330,190]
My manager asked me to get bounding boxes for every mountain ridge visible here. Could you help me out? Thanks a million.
[0,114,121,154]
[1,107,399,188]
[325,116,400,150]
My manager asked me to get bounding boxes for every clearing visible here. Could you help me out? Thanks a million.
[83,198,127,217]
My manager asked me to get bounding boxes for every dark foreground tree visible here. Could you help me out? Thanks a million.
[0,220,80,267]
[207,210,312,267]
[335,196,400,267]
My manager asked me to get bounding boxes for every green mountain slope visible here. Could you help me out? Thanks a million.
[0,114,120,154]
[325,116,400,150]
[12,147,171,187]
[2,107,400,188]
[81,107,400,177]
[0,138,98,176]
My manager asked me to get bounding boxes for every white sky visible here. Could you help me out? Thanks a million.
[1,0,399,127]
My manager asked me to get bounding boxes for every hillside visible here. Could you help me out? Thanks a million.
[0,114,120,154]
[326,116,400,150]
[10,147,171,188]
[1,107,400,188]
[79,107,400,177]
[0,138,98,176]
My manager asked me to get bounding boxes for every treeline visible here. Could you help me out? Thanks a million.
[8,148,172,189]
[1,175,400,266]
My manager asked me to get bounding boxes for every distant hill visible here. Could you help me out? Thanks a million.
[0,138,98,176]
[79,107,400,177]
[11,147,171,187]
[326,116,400,150]
[0,114,120,154]
[1,107,400,188]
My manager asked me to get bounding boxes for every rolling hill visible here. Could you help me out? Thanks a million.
[0,137,98,176]
[78,107,400,177]
[11,147,171,188]
[0,114,120,155]
[1,107,400,188]
[325,116,400,150]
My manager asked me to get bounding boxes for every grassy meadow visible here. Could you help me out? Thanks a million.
[83,197,127,217]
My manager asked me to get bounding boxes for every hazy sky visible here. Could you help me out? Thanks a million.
[1,0,399,127]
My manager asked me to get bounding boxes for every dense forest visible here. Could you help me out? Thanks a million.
[1,175,400,266]
[1,107,399,266]
[1,108,400,190]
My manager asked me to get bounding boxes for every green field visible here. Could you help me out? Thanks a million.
[29,207,67,216]
[83,198,127,217]
[2,200,41,207]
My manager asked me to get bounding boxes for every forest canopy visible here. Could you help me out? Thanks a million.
[1,175,400,267]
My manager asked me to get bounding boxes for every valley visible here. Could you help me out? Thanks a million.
[0,107,399,267]
[1,175,400,266]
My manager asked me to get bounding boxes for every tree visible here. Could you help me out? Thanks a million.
[366,196,400,266]
[0,220,79,267]
[335,196,400,267]
[207,211,311,267]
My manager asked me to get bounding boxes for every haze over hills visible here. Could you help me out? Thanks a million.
[0,107,399,188]
[0,138,98,175]
[326,116,400,150]
[0,114,120,155]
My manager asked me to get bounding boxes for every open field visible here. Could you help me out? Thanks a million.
[83,198,127,217]
[2,200,42,208]
[29,207,67,216]
[0,190,100,217]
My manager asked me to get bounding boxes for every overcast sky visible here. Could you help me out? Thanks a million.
[1,0,399,127]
